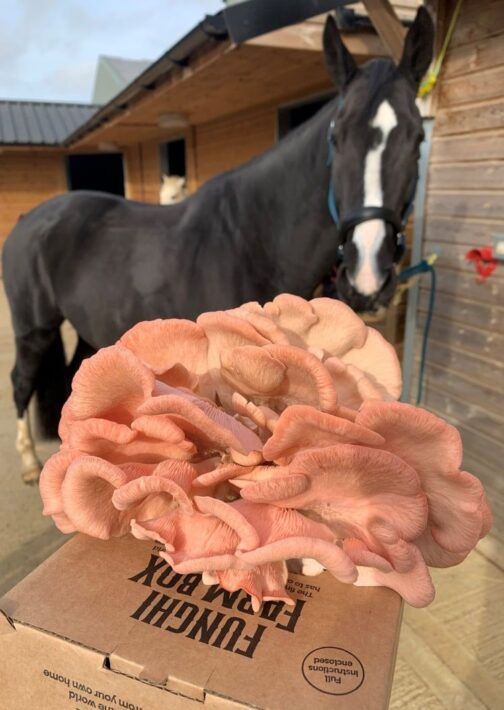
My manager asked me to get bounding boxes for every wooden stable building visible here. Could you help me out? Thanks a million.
[64,2,422,201]
[0,102,99,243]
[414,0,504,567]
[0,0,502,564]
[0,1,419,243]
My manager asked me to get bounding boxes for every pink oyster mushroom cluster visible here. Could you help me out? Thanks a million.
[40,295,491,611]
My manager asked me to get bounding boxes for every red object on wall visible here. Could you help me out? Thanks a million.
[465,247,498,281]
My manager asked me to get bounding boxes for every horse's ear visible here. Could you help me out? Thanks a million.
[399,7,435,88]
[323,15,358,91]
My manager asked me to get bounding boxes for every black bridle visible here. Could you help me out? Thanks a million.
[326,117,417,264]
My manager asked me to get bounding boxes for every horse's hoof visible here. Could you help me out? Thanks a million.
[22,466,42,485]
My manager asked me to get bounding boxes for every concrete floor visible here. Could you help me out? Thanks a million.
[0,284,67,598]
[0,278,502,708]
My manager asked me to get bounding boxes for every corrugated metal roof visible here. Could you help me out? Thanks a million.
[0,101,98,145]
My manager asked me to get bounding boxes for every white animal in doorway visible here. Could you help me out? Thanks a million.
[160,175,187,204]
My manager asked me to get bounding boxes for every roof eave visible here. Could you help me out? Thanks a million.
[63,2,361,148]
[63,12,229,147]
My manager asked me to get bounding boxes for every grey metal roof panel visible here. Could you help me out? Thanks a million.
[0,101,98,145]
[38,103,63,143]
[0,104,16,143]
[24,103,44,144]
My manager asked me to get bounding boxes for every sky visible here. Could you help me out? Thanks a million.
[0,0,224,104]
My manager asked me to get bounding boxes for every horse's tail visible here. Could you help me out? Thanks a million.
[33,328,68,439]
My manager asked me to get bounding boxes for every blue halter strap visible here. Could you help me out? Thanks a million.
[326,117,341,226]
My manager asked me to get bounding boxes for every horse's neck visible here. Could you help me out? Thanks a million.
[238,102,337,294]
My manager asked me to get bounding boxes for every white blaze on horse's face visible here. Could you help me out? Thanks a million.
[350,99,398,296]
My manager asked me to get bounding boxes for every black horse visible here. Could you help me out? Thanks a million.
[2,10,433,480]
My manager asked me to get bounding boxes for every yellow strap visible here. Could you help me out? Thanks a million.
[418,0,464,97]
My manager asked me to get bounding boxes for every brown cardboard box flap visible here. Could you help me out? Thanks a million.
[0,608,16,635]
[0,534,403,709]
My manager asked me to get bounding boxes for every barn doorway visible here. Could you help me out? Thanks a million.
[278,93,334,139]
[66,153,125,195]
[159,138,186,179]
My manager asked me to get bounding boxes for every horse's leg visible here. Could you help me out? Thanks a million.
[67,336,96,383]
[11,327,63,484]
[15,413,41,485]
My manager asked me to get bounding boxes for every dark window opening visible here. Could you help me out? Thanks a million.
[278,94,334,139]
[66,153,124,195]
[160,138,186,177]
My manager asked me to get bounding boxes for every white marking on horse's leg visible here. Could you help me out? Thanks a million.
[351,99,398,296]
[16,415,42,482]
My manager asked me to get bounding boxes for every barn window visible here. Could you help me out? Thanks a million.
[278,93,334,139]
[159,138,186,178]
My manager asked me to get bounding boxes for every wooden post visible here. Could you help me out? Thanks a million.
[185,125,199,194]
[362,0,407,63]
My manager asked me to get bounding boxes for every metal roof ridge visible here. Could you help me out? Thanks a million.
[0,98,98,108]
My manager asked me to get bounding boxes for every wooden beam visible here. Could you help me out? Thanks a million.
[0,145,62,153]
[247,24,386,57]
[362,0,407,62]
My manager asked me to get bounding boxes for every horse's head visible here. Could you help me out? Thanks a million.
[323,7,434,312]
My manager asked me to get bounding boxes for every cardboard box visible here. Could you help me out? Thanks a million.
[0,534,402,709]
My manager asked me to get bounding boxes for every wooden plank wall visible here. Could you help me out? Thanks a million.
[354,0,422,20]
[124,141,162,203]
[308,1,421,25]
[0,151,67,246]
[123,104,277,202]
[195,104,277,185]
[417,0,504,554]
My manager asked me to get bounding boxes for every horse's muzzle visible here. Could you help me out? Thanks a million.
[333,265,397,314]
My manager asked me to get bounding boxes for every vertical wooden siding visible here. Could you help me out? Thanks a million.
[124,141,162,203]
[0,151,67,245]
[194,105,277,185]
[418,0,504,546]
[123,104,277,202]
